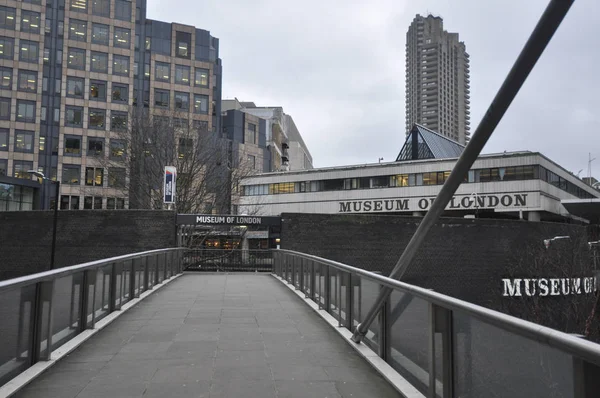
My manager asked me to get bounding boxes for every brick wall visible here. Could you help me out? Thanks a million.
[0,210,176,280]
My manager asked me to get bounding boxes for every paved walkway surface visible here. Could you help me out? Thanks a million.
[15,274,400,398]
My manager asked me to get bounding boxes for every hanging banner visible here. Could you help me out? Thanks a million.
[164,166,176,204]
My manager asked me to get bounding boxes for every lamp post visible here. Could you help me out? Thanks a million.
[543,235,570,249]
[28,170,59,269]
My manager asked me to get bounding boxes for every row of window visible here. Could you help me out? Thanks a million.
[242,165,597,200]
[0,67,38,92]
[0,6,41,33]
[153,89,209,114]
[61,165,125,187]
[67,47,130,75]
[153,62,209,87]
[66,19,131,48]
[67,0,132,22]
[0,37,39,63]
[61,195,126,210]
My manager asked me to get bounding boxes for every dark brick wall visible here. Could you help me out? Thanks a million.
[0,210,176,280]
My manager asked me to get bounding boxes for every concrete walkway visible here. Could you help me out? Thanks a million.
[15,274,400,398]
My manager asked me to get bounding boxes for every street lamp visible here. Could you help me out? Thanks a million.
[28,170,59,270]
[543,235,571,249]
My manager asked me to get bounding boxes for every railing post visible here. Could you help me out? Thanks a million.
[143,256,149,291]
[80,269,97,331]
[429,304,454,398]
[163,252,168,281]
[310,261,316,301]
[345,272,353,330]
[109,262,118,312]
[299,257,304,292]
[31,280,54,362]
[573,358,600,398]
[129,260,137,298]
[324,264,330,312]
[154,254,160,286]
[379,292,391,362]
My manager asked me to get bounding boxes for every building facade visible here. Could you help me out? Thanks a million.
[222,108,270,173]
[405,14,470,144]
[0,0,221,210]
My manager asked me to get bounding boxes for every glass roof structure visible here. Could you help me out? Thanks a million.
[396,124,466,162]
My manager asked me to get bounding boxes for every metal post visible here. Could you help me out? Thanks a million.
[310,261,316,301]
[379,295,391,362]
[573,357,600,398]
[428,303,436,398]
[345,272,353,330]
[129,260,137,298]
[78,271,89,333]
[31,280,54,362]
[109,263,117,312]
[50,181,59,270]
[143,256,149,291]
[352,0,575,344]
[324,264,330,312]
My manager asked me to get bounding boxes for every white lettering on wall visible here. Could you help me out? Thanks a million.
[502,277,598,297]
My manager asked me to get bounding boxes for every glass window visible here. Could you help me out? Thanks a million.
[0,97,10,120]
[106,197,116,209]
[0,7,16,30]
[248,123,256,144]
[155,62,170,82]
[175,31,191,58]
[0,67,11,89]
[108,167,126,187]
[21,10,40,34]
[193,94,208,114]
[61,195,80,210]
[194,120,208,132]
[39,135,45,151]
[144,63,150,79]
[154,89,169,108]
[91,23,109,45]
[68,19,87,41]
[114,27,130,48]
[64,135,81,156]
[87,137,104,156]
[62,165,81,184]
[43,48,50,63]
[84,196,93,209]
[90,51,108,72]
[17,70,37,92]
[88,108,105,129]
[111,111,127,131]
[90,80,106,101]
[85,167,103,186]
[194,68,209,87]
[0,37,14,59]
[92,0,109,17]
[69,0,87,12]
[0,128,7,150]
[19,41,39,63]
[67,47,85,70]
[174,92,189,111]
[175,65,190,85]
[65,106,83,127]
[116,198,125,209]
[112,55,129,75]
[94,197,102,209]
[13,160,33,179]
[110,139,125,160]
[66,76,84,98]
[0,159,6,175]
[58,21,64,36]
[111,84,128,102]
[14,130,34,153]
[17,100,35,122]
[114,0,132,21]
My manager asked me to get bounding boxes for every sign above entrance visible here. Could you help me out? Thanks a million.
[177,214,281,227]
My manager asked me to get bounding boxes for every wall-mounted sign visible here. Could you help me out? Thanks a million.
[502,277,598,297]
[338,193,529,213]
[177,214,281,227]
[164,166,176,204]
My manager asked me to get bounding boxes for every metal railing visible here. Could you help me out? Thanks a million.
[184,249,273,272]
[274,249,600,398]
[0,248,185,388]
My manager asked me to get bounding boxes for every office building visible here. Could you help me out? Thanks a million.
[405,14,470,144]
[0,0,222,210]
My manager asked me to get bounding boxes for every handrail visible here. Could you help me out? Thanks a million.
[0,248,186,293]
[277,249,600,367]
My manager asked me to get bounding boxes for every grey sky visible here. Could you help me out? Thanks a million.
[147,0,600,178]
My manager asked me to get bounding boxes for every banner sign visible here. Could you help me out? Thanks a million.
[164,166,176,204]
[177,214,281,227]
[502,277,598,297]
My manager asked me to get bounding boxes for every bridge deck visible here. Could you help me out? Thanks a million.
[15,273,399,398]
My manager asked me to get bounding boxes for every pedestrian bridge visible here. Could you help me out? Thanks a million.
[1,248,599,397]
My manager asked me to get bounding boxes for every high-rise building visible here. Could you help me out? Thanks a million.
[405,14,470,144]
[0,0,222,210]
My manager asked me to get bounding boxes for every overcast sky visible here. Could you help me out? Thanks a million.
[147,0,600,178]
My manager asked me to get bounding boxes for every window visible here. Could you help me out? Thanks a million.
[111,111,127,131]
[91,23,109,45]
[14,130,34,152]
[175,31,191,58]
[87,137,104,156]
[94,197,103,209]
[17,100,35,122]
[0,129,7,150]
[64,135,82,156]
[60,195,80,210]
[62,165,81,184]
[0,37,14,59]
[144,63,150,79]
[194,120,208,132]
[114,0,132,21]
[21,10,40,34]
[66,77,84,98]
[67,47,85,70]
[87,109,105,129]
[92,0,109,17]
[116,198,125,209]
[84,196,93,209]
[195,68,209,87]
[248,123,256,144]
[0,67,11,89]
[17,70,37,92]
[0,97,10,120]
[39,135,45,151]
[90,51,108,72]
[13,160,33,179]
[154,89,169,108]
[0,159,6,175]
[90,80,106,101]
[248,155,256,169]
[178,138,193,158]
[108,167,125,187]
[0,7,16,30]
[43,48,50,63]
[112,55,129,75]
[106,197,115,209]
[65,106,83,127]
[155,62,170,82]
[85,167,104,186]
[174,92,189,111]
[175,65,190,85]
[114,27,130,48]
[193,94,208,114]
[111,84,128,102]
[110,139,125,160]
[68,19,87,41]
[19,41,39,63]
